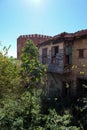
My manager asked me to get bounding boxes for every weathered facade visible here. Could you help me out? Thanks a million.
[38,30,87,97]
[72,31,87,97]
[38,32,72,74]
[17,30,87,97]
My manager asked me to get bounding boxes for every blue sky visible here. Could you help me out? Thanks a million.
[0,0,87,57]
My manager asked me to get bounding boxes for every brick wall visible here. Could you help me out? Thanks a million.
[17,34,52,59]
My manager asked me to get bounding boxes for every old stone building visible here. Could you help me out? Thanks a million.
[72,30,87,97]
[38,30,87,97]
[17,30,87,97]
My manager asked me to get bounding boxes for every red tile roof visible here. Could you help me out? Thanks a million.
[38,29,87,46]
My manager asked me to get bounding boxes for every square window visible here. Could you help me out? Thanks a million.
[42,48,47,56]
[78,49,84,58]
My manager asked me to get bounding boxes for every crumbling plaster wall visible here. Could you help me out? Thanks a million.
[72,38,87,78]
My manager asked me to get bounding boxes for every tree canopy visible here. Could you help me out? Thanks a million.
[0,41,86,130]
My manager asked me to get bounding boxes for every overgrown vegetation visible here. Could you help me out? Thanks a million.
[0,41,87,130]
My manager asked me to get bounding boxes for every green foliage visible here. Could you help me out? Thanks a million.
[0,50,21,99]
[73,97,87,130]
[0,98,22,130]
[41,96,86,130]
[0,43,87,130]
[44,109,80,130]
[0,90,43,130]
[20,40,46,89]
[0,94,81,130]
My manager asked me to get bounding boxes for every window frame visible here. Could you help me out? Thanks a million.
[78,49,84,58]
[42,48,47,56]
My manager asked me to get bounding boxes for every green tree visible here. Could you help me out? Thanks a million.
[0,90,42,130]
[0,42,84,130]
[0,43,45,130]
[44,109,80,130]
[0,49,21,99]
[20,40,46,90]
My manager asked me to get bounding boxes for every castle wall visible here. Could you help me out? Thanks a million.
[17,34,51,59]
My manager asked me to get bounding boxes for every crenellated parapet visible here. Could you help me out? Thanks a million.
[19,34,52,38]
[17,34,52,59]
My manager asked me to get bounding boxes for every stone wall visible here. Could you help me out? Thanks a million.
[72,38,87,78]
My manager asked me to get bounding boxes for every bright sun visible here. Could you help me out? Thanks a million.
[30,0,42,6]
[32,0,41,4]
[22,0,43,9]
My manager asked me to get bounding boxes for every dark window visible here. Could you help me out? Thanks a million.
[42,48,47,56]
[65,46,72,65]
[51,46,59,63]
[65,54,72,65]
[65,55,69,65]
[54,46,58,55]
[51,46,59,57]
[79,49,84,58]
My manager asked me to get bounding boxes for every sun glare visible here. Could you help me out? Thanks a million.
[31,0,41,4]
[29,0,42,6]
[22,0,44,10]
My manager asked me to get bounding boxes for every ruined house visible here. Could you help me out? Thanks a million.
[17,30,87,98]
[38,30,87,98]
